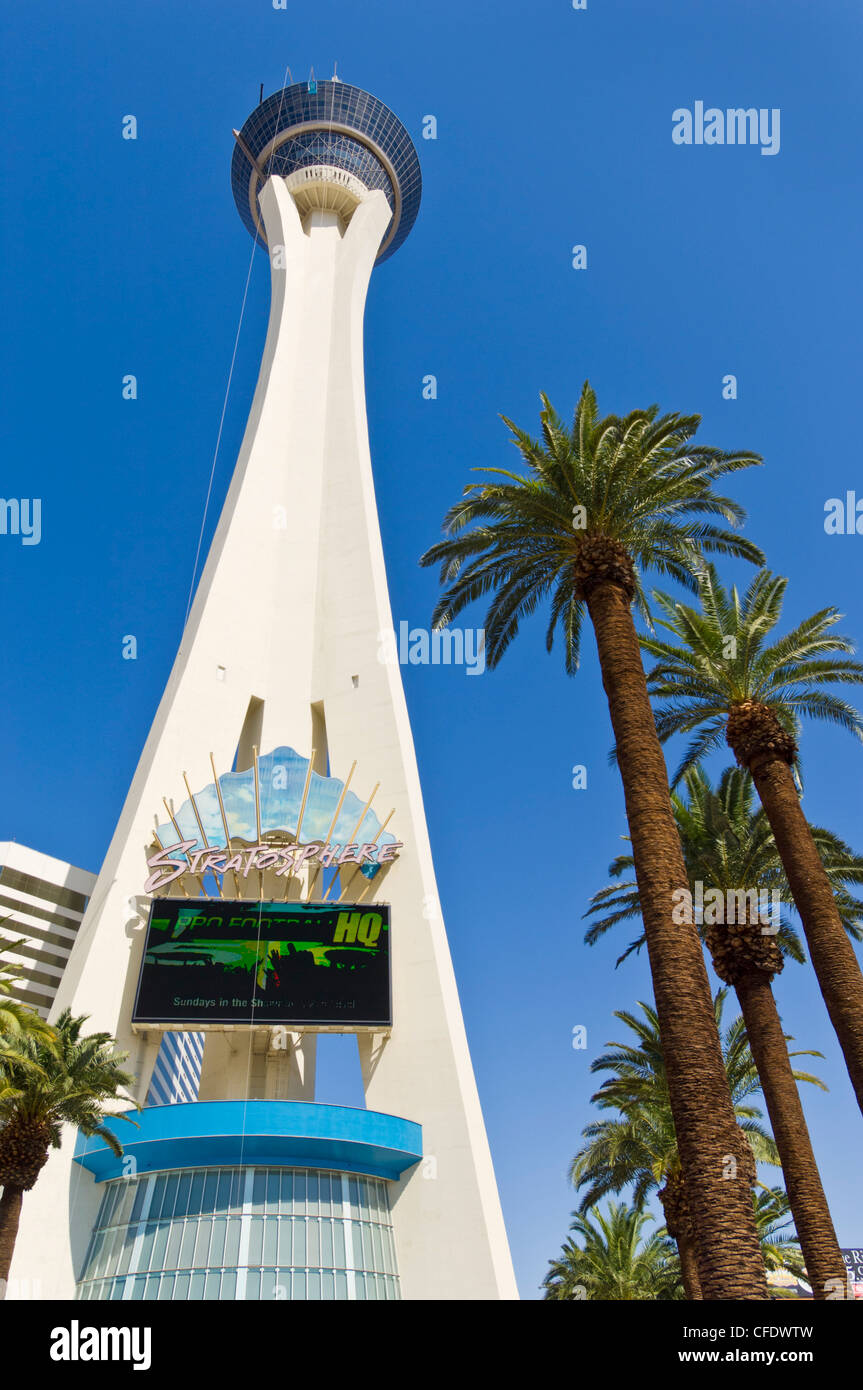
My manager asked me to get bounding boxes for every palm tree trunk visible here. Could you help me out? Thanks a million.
[678,1235,703,1300]
[734,969,846,1298]
[749,752,863,1115]
[0,1186,23,1296]
[586,579,767,1299]
[658,1175,702,1298]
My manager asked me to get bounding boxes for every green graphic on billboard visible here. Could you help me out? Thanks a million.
[132,899,391,1028]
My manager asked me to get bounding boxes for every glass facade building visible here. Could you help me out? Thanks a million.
[76,1166,400,1301]
[145,1031,204,1107]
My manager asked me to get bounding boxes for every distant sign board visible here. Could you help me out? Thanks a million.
[842,1249,863,1299]
[132,900,391,1029]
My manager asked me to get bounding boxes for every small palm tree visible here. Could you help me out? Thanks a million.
[641,564,863,1115]
[570,994,781,1299]
[421,382,767,1297]
[0,1010,136,1296]
[584,766,853,1297]
[542,1202,683,1301]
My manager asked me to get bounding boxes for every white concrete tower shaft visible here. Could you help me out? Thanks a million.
[10,177,517,1300]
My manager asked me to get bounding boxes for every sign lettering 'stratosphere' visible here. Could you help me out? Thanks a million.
[144,836,403,893]
[132,900,392,1028]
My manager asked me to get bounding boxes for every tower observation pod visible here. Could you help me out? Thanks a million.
[9,81,518,1302]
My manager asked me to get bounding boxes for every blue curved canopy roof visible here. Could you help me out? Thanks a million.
[75,1101,423,1182]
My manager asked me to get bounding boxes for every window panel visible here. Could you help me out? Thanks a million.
[306,1173,318,1215]
[266,1171,281,1214]
[164,1219,183,1270]
[306,1218,320,1268]
[116,1225,136,1278]
[149,1175,167,1222]
[262,1218,278,1266]
[188,1172,206,1217]
[293,1217,306,1267]
[136,1224,157,1272]
[279,1170,293,1214]
[209,1218,227,1267]
[202,1171,219,1214]
[252,1170,267,1214]
[161,1174,179,1222]
[319,1220,333,1268]
[224,1217,241,1266]
[174,1173,192,1218]
[193,1219,211,1267]
[150,1221,170,1271]
[179,1220,197,1268]
[277,1217,292,1266]
[130,1181,149,1224]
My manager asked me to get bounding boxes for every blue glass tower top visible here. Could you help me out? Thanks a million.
[231,80,422,262]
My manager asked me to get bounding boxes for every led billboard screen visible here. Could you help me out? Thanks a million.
[132,899,391,1028]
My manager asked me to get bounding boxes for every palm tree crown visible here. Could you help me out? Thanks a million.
[420,382,763,671]
[543,1201,682,1301]
[0,1009,136,1185]
[570,994,782,1213]
[585,765,863,966]
[641,564,863,783]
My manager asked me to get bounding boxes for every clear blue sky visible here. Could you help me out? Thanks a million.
[1,0,861,1297]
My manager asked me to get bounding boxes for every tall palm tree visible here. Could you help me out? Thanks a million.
[421,381,768,1297]
[542,1201,683,1301]
[585,766,854,1297]
[641,563,863,1115]
[0,1010,135,1296]
[570,994,782,1299]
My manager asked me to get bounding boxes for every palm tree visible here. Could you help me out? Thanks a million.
[570,994,782,1299]
[585,766,853,1297]
[641,563,863,1115]
[542,1201,683,1300]
[0,1010,135,1296]
[421,382,768,1297]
